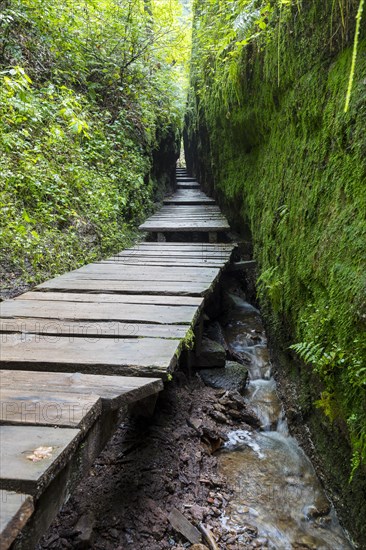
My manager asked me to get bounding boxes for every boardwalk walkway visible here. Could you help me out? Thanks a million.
[0,169,233,549]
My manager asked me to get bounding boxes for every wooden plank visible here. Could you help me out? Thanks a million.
[146,212,224,217]
[157,210,221,215]
[0,490,34,550]
[114,250,232,258]
[0,389,101,429]
[139,221,230,232]
[108,249,232,256]
[163,197,215,205]
[103,256,227,263]
[100,260,225,268]
[0,370,164,411]
[0,334,181,377]
[17,292,204,307]
[35,279,211,295]
[0,425,81,495]
[164,189,207,197]
[176,183,200,189]
[0,299,199,325]
[0,319,188,340]
[131,242,234,248]
[168,508,202,544]
[74,264,218,278]
[42,274,215,285]
[146,215,223,220]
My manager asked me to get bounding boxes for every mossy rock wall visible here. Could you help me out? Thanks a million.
[185,0,366,544]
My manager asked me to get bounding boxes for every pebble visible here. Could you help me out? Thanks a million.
[109,528,119,539]
[210,410,228,424]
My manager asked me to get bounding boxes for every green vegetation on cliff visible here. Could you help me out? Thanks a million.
[186,0,365,539]
[0,0,191,291]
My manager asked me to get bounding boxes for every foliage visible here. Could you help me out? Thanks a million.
[257,266,283,313]
[0,0,192,289]
[186,0,366,491]
[345,0,365,111]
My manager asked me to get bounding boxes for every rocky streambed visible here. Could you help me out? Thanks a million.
[198,275,353,550]
[39,273,354,550]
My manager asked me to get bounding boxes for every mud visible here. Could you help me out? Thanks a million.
[38,376,261,550]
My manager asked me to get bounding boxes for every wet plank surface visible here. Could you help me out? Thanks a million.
[0,370,163,410]
[140,189,229,233]
[34,279,212,295]
[163,191,216,205]
[0,490,34,550]
[0,299,200,325]
[0,334,180,377]
[0,425,82,495]
[16,291,204,306]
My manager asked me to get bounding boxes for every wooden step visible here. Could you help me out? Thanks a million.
[0,491,34,550]
[0,334,181,378]
[0,370,163,413]
[0,370,164,547]
[1,298,201,325]
[176,182,200,189]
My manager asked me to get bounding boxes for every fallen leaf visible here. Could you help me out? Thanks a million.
[26,446,53,462]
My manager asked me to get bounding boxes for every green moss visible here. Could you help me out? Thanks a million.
[186,0,366,542]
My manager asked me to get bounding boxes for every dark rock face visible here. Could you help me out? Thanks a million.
[198,361,249,394]
[195,338,226,368]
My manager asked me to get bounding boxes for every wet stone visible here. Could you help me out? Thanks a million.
[198,361,249,393]
[205,321,227,350]
[195,338,226,368]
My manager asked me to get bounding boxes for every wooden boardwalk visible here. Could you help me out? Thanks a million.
[0,168,233,548]
[139,173,229,241]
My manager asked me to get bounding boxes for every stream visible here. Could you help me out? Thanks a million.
[217,290,353,549]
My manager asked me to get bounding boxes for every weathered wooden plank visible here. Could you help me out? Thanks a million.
[146,212,224,217]
[104,256,228,263]
[0,425,81,495]
[148,208,222,213]
[0,299,199,325]
[117,248,235,259]
[114,250,232,258]
[176,184,200,189]
[0,318,188,339]
[41,274,215,286]
[159,205,219,209]
[0,370,164,410]
[74,264,218,278]
[163,197,215,205]
[0,491,34,550]
[168,508,202,544]
[149,218,225,222]
[17,292,204,307]
[139,221,230,232]
[0,334,181,377]
[134,243,234,248]
[163,192,212,198]
[0,389,101,429]
[35,279,211,295]
[100,260,225,268]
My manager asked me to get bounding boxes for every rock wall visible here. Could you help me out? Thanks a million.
[185,0,366,544]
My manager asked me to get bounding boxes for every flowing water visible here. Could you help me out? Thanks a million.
[218,292,353,549]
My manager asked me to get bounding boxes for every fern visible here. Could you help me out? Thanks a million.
[290,341,325,365]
